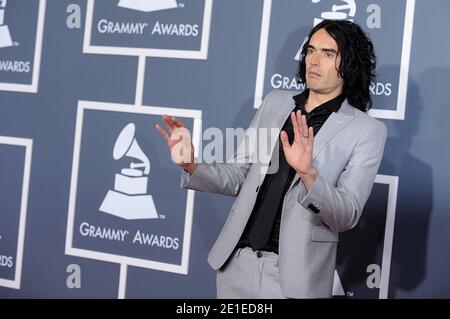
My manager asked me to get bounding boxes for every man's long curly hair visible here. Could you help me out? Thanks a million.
[297,20,376,112]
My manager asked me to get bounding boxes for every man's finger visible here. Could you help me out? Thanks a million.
[162,115,176,133]
[297,112,308,139]
[291,112,301,138]
[296,111,305,139]
[155,124,170,141]
[280,130,291,150]
[308,127,314,146]
[171,116,186,128]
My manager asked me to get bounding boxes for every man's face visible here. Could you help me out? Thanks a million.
[305,28,344,96]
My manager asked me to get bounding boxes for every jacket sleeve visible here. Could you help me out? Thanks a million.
[298,120,388,232]
[179,92,271,196]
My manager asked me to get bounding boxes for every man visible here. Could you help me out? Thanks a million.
[155,20,387,298]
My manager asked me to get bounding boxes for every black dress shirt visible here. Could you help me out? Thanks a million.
[237,89,345,254]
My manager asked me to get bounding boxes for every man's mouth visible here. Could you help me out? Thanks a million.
[307,70,321,77]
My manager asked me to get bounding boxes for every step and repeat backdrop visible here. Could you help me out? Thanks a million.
[0,0,449,298]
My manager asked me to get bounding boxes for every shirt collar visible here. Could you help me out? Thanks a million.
[292,89,345,114]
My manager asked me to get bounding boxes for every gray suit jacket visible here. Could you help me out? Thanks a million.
[181,90,388,298]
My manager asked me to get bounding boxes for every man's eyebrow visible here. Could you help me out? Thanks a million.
[322,48,338,54]
[307,44,338,54]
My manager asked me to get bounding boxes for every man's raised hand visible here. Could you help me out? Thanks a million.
[155,115,197,174]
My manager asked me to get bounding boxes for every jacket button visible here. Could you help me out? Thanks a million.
[256,251,263,258]
[308,203,320,214]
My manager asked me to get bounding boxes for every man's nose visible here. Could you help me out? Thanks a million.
[310,53,320,66]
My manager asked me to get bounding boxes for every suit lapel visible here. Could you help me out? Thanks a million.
[258,92,298,180]
[312,100,355,160]
[274,91,298,134]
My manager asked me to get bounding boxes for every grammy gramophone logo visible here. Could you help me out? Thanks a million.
[117,0,178,12]
[99,123,158,220]
[311,0,356,26]
[0,0,13,48]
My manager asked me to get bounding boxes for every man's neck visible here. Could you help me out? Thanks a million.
[305,90,342,113]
